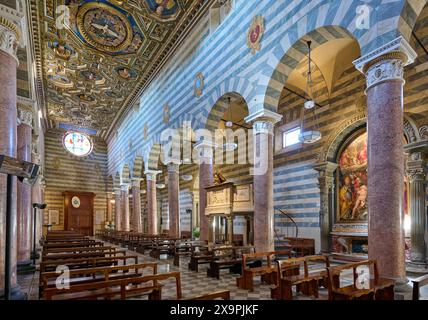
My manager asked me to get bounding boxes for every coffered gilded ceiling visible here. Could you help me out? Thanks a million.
[37,0,209,137]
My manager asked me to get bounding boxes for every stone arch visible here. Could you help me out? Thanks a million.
[121,164,131,185]
[132,156,145,179]
[200,77,254,129]
[106,175,114,193]
[204,92,250,131]
[403,114,421,143]
[113,172,121,190]
[320,111,367,163]
[263,25,360,113]
[397,0,428,43]
[320,112,422,162]
[146,143,162,170]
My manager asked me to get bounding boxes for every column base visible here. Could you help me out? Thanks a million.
[392,277,413,300]
[17,261,36,275]
[0,285,28,300]
[30,251,40,260]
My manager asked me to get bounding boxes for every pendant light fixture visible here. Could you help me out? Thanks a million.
[223,96,238,151]
[298,40,322,144]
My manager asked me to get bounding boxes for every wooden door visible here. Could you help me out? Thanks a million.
[63,192,95,236]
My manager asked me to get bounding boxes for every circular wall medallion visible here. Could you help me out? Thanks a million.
[71,196,81,208]
[77,3,133,53]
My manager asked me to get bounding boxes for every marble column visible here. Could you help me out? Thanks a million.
[194,141,216,243]
[16,108,33,268]
[114,189,121,231]
[404,141,428,264]
[131,179,143,233]
[106,193,113,224]
[314,162,338,254]
[167,162,180,238]
[145,170,161,235]
[0,15,22,298]
[354,36,417,282]
[245,110,282,253]
[121,184,130,232]
[227,216,234,245]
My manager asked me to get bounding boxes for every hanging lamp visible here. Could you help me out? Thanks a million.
[298,40,322,144]
[223,96,238,151]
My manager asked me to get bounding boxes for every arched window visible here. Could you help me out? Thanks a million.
[63,132,93,157]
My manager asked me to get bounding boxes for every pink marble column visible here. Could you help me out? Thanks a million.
[0,23,20,296]
[195,141,215,243]
[16,109,33,267]
[0,42,17,295]
[245,110,282,253]
[167,163,180,238]
[131,179,142,233]
[114,190,122,231]
[146,170,161,235]
[106,193,113,224]
[121,185,130,232]
[354,37,417,283]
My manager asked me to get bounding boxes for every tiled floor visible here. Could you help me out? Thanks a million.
[18,242,428,300]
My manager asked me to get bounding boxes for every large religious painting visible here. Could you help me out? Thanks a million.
[337,132,368,222]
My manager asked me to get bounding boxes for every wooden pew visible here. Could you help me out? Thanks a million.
[42,271,182,300]
[273,255,330,300]
[150,239,177,259]
[42,241,103,249]
[40,254,139,273]
[236,250,292,291]
[41,249,128,262]
[412,274,428,300]
[284,237,315,257]
[39,262,157,298]
[42,246,118,258]
[326,260,395,300]
[187,290,231,300]
[188,244,212,272]
[207,246,256,280]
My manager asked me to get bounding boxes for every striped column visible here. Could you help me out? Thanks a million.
[121,184,130,232]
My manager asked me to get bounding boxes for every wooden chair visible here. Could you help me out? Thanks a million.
[326,260,395,300]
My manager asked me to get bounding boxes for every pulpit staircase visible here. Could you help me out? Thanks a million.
[274,209,298,251]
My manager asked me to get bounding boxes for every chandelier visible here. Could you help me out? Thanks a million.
[298,40,322,144]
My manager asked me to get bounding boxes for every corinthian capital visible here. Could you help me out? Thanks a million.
[0,5,23,63]
[17,108,33,127]
[353,36,417,91]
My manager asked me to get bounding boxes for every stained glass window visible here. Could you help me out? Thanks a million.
[63,132,93,157]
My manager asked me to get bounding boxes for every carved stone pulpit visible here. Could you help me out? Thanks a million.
[205,182,254,245]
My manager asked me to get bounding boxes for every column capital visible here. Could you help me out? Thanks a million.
[131,178,143,188]
[0,4,24,63]
[114,189,121,196]
[406,163,426,183]
[353,36,417,91]
[145,170,161,181]
[313,161,338,174]
[17,107,33,128]
[167,162,180,173]
[120,184,130,192]
[194,140,217,163]
[245,109,282,135]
